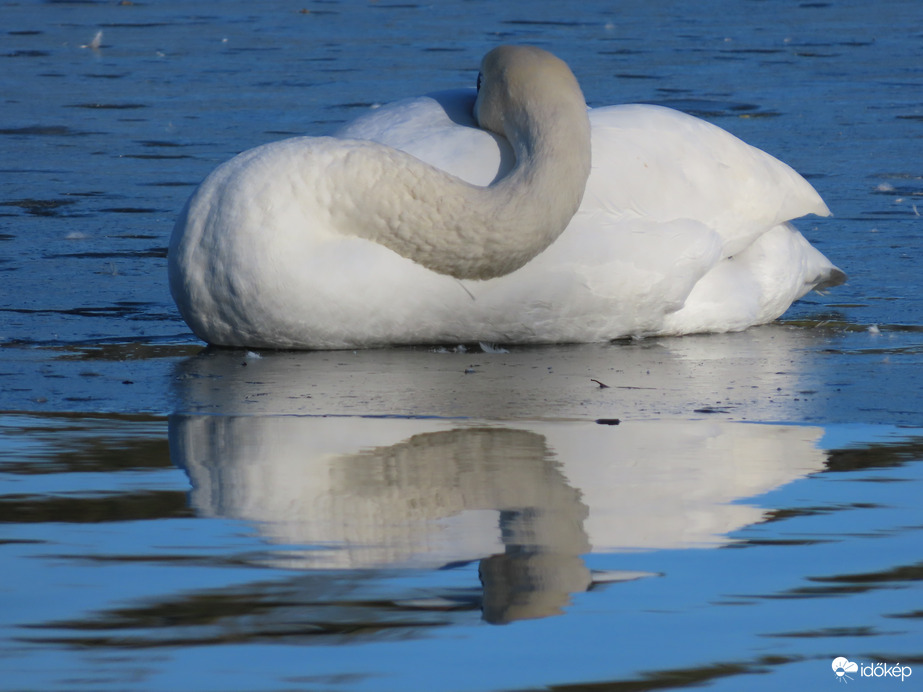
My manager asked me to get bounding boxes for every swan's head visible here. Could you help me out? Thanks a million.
[474,45,586,144]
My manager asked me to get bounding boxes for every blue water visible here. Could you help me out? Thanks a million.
[2,0,922,690]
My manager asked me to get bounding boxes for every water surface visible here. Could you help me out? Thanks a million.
[1,1,922,690]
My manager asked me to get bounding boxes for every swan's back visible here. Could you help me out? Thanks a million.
[337,89,844,342]
[342,93,830,257]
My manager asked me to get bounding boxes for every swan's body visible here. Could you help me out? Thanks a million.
[169,46,843,349]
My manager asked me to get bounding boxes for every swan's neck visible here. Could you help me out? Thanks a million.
[334,85,591,280]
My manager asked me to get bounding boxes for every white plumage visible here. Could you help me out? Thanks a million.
[169,47,843,349]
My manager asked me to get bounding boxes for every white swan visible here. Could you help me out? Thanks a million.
[169,45,844,350]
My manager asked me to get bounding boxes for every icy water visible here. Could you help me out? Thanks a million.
[2,1,922,691]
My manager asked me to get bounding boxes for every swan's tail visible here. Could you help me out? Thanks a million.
[811,265,847,294]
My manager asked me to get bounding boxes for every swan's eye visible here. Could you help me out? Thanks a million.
[476,71,482,93]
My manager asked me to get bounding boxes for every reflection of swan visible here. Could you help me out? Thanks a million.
[168,46,843,350]
[172,421,590,569]
[169,415,827,621]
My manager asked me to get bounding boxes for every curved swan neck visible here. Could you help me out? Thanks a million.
[494,87,592,211]
[340,45,592,281]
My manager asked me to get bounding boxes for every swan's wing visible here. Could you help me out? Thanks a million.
[584,104,831,258]
[341,92,830,256]
[578,104,843,331]
[335,90,843,339]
